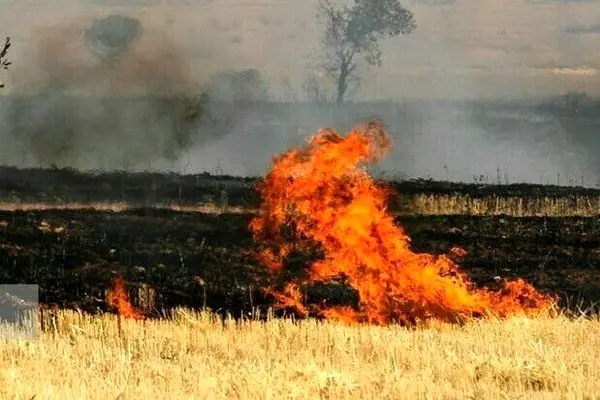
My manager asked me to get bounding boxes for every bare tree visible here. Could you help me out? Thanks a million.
[318,0,416,104]
[0,37,11,88]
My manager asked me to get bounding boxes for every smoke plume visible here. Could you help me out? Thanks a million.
[0,13,228,171]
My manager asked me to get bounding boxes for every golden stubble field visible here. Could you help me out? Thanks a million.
[0,309,599,399]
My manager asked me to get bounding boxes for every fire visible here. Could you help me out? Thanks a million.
[250,121,555,325]
[107,275,145,319]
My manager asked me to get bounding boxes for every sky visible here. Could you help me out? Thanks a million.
[1,0,600,101]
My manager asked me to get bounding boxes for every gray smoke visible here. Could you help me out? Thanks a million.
[169,98,600,188]
[0,14,232,171]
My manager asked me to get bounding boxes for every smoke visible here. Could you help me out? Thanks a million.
[376,101,599,186]
[0,6,598,188]
[0,13,231,171]
[167,97,600,188]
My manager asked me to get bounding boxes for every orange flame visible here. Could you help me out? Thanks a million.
[250,121,555,325]
[107,275,145,319]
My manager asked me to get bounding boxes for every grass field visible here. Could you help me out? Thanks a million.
[1,166,600,399]
[0,309,598,399]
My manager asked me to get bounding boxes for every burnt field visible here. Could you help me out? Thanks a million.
[0,166,599,317]
[1,165,600,208]
[0,207,599,316]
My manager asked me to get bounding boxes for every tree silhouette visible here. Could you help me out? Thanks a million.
[317,0,416,104]
[0,37,11,88]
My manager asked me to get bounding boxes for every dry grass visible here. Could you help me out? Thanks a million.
[0,201,254,215]
[406,193,600,217]
[2,192,600,217]
[0,309,598,399]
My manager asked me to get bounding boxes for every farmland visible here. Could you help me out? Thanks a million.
[1,158,600,398]
[0,165,599,316]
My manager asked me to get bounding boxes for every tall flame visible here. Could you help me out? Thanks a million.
[250,121,554,325]
[107,275,145,319]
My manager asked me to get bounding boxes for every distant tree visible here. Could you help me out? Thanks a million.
[84,15,142,65]
[317,0,416,104]
[302,73,333,104]
[558,91,596,116]
[206,69,269,103]
[0,37,11,88]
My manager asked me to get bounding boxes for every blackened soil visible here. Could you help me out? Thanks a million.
[1,166,599,210]
[0,209,599,317]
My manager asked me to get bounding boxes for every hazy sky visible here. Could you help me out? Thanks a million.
[1,0,600,100]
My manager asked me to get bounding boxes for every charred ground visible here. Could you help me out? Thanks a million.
[0,166,599,318]
[1,165,598,207]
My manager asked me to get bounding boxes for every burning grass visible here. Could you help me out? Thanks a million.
[250,121,554,325]
[0,309,599,399]
[107,275,145,320]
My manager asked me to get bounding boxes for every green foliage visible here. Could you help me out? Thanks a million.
[318,0,416,103]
